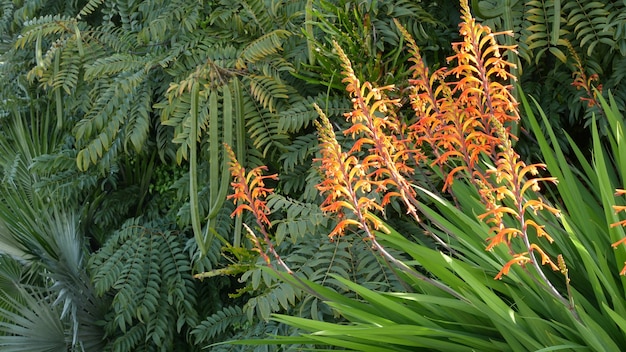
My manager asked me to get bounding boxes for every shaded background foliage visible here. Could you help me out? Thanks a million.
[0,0,623,351]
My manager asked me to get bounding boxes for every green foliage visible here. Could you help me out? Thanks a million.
[0,287,67,352]
[90,217,197,352]
[227,2,626,349]
[0,1,516,351]
[298,0,454,90]
[191,306,247,344]
[267,194,328,245]
[0,105,105,350]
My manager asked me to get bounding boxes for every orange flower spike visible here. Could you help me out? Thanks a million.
[328,219,362,239]
[567,41,603,108]
[517,163,544,179]
[478,206,519,221]
[364,212,390,234]
[523,199,561,216]
[611,220,626,229]
[612,190,626,248]
[491,185,515,202]
[520,177,557,197]
[381,191,402,207]
[314,104,368,236]
[225,145,277,228]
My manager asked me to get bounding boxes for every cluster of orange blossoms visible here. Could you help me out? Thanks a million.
[225,0,626,282]
[313,0,563,279]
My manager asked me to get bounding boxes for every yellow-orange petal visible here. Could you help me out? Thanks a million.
[495,254,530,280]
[530,243,559,271]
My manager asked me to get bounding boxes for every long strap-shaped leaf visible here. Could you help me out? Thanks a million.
[189,81,206,254]
[232,77,246,248]
[204,84,234,250]
[54,49,63,130]
[191,79,247,254]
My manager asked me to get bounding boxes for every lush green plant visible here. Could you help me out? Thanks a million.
[0,0,459,350]
[223,0,626,350]
[0,106,106,351]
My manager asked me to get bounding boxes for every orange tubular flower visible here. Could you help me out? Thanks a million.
[398,1,563,281]
[611,189,626,274]
[226,145,296,273]
[329,41,431,225]
[495,254,530,280]
[314,105,376,239]
[226,145,278,228]
[567,41,603,108]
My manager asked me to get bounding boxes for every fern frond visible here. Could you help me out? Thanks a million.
[240,29,291,64]
[15,15,76,49]
[242,0,274,34]
[191,306,247,344]
[0,1,14,35]
[110,324,146,352]
[84,54,148,80]
[75,70,151,170]
[246,74,289,113]
[524,0,568,62]
[279,134,317,172]
[123,85,152,153]
[137,0,200,44]
[78,0,105,18]
[243,97,289,157]
[159,228,197,328]
[267,194,328,244]
[90,217,197,351]
[88,26,135,54]
[563,1,614,56]
[277,99,317,133]
[244,282,300,321]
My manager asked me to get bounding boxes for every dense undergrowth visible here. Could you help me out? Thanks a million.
[0,0,624,351]
[225,1,626,350]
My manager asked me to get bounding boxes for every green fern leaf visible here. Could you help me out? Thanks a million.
[90,217,197,351]
[246,74,289,113]
[191,306,247,343]
[240,29,291,64]
[563,1,614,56]
[279,134,318,172]
[525,0,568,62]
[277,99,318,133]
[78,0,105,18]
[242,0,274,33]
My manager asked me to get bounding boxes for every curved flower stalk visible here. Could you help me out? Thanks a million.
[477,119,562,289]
[567,41,604,110]
[227,0,574,311]
[441,2,564,291]
[389,1,566,289]
[225,144,336,300]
